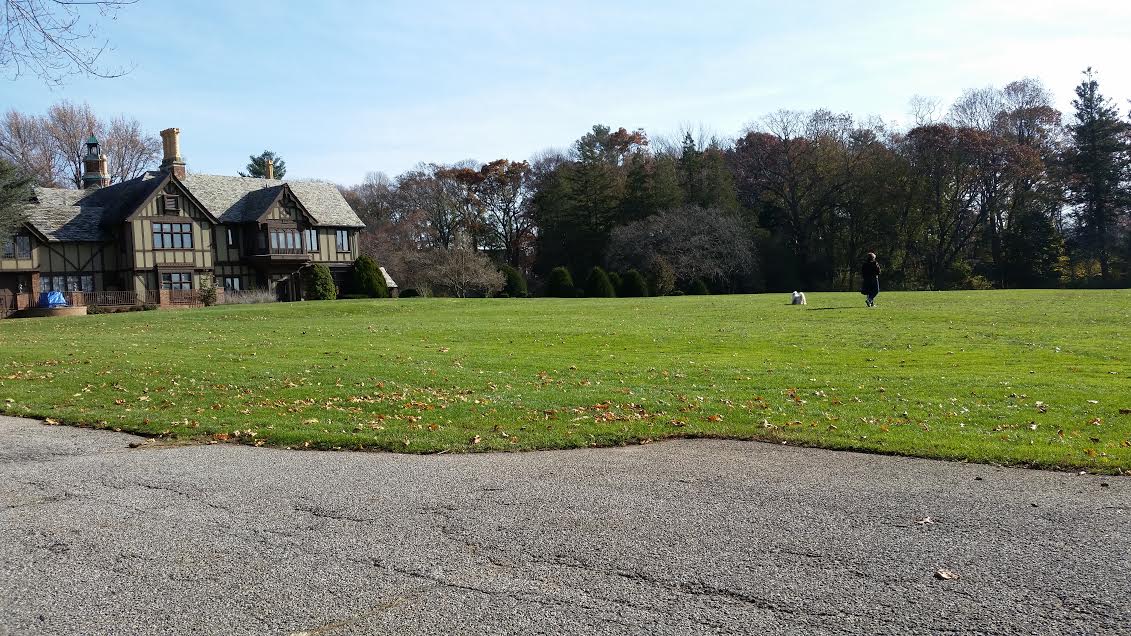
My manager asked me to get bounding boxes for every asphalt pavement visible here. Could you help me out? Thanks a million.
[1,415,1127,635]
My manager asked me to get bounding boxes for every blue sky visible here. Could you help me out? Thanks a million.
[3,0,1129,185]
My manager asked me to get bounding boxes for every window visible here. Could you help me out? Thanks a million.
[336,229,350,252]
[160,272,193,290]
[163,195,180,213]
[223,276,241,291]
[226,227,237,247]
[153,223,193,249]
[304,229,318,252]
[270,229,299,251]
[39,274,92,292]
[2,235,31,259]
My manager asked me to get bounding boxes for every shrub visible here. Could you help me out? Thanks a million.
[87,305,108,314]
[142,304,157,311]
[417,248,504,297]
[607,271,622,294]
[621,269,649,297]
[198,275,218,307]
[399,288,421,298]
[222,288,276,304]
[353,255,389,298]
[546,266,575,297]
[305,264,338,300]
[690,279,710,295]
[500,264,528,297]
[338,293,369,300]
[584,266,615,297]
[127,305,142,312]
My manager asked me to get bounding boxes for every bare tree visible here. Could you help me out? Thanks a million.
[401,247,504,298]
[908,95,942,127]
[0,109,54,185]
[0,101,158,187]
[1,0,136,84]
[949,86,1006,131]
[44,100,98,187]
[102,115,159,182]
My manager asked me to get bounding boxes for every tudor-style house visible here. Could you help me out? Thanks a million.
[0,128,364,312]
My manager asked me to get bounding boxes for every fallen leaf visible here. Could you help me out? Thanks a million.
[915,516,936,526]
[471,435,481,444]
[707,414,723,422]
[934,569,960,580]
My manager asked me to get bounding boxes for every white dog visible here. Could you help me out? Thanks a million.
[791,291,807,305]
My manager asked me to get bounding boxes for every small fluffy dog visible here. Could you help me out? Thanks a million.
[791,291,807,305]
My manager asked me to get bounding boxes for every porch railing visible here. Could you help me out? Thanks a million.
[56,290,160,307]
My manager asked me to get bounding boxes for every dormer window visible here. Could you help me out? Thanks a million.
[163,195,180,213]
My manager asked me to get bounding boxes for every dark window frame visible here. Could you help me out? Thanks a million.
[2,234,32,259]
[153,222,193,250]
[335,229,350,252]
[223,276,241,291]
[160,272,193,291]
[304,228,318,252]
[39,273,93,293]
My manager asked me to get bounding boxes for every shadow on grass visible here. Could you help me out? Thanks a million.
[804,306,867,311]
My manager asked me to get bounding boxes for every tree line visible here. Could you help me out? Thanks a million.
[3,70,1129,296]
[343,71,1131,294]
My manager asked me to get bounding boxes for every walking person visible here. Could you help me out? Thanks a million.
[861,252,881,307]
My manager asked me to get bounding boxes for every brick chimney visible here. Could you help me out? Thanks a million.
[265,158,275,180]
[159,128,186,179]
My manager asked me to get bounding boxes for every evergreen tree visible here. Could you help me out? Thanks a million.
[1064,69,1131,282]
[584,266,615,297]
[240,150,286,179]
[500,264,528,297]
[690,278,710,295]
[304,264,337,300]
[620,269,649,297]
[352,255,389,298]
[0,159,32,244]
[546,266,575,297]
[607,271,623,295]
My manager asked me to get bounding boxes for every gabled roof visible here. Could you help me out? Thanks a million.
[21,170,365,242]
[24,172,167,241]
[178,174,364,227]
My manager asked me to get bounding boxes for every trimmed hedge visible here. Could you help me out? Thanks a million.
[607,271,622,295]
[353,255,389,298]
[584,266,615,297]
[500,264,528,297]
[305,264,338,300]
[546,266,575,297]
[621,269,649,297]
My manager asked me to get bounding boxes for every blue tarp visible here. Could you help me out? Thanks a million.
[38,291,68,308]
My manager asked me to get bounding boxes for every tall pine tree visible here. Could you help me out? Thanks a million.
[1064,68,1131,282]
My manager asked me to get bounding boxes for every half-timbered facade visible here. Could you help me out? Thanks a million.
[0,128,364,312]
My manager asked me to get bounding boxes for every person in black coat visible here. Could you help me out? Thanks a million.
[861,252,880,307]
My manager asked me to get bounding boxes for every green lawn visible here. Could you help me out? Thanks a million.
[1,290,1129,473]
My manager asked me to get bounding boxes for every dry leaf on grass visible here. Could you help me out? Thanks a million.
[934,569,961,580]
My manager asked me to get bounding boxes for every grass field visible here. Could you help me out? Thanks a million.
[1,290,1129,473]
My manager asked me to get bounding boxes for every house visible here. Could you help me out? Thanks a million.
[0,128,364,313]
